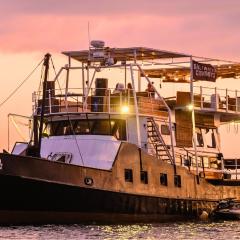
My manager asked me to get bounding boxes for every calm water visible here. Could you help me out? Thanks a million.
[0,221,240,240]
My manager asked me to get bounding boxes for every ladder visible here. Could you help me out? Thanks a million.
[147,117,173,164]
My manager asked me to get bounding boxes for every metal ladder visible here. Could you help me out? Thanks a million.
[147,117,173,164]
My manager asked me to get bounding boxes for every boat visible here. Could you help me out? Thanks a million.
[212,199,240,220]
[1,41,240,224]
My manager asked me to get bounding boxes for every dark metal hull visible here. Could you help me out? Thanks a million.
[0,153,218,224]
[0,174,198,224]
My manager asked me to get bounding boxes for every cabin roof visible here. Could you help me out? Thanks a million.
[62,47,190,63]
[142,63,240,83]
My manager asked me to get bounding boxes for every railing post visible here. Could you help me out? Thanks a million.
[108,89,111,114]
[236,90,238,112]
[215,87,217,111]
[48,89,52,114]
[236,158,238,180]
[120,92,122,108]
[200,86,203,109]
[226,88,228,112]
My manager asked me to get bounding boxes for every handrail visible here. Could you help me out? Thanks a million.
[193,85,240,113]
[148,117,173,164]
[136,64,176,170]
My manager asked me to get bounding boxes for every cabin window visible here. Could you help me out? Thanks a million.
[47,119,126,140]
[140,171,148,184]
[124,169,133,182]
[174,175,181,187]
[161,125,170,135]
[160,173,168,186]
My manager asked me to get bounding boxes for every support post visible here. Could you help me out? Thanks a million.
[7,114,10,152]
[200,86,203,109]
[215,87,218,111]
[138,70,141,92]
[65,64,70,109]
[130,64,141,148]
[82,62,85,111]
[190,56,199,184]
[37,53,51,157]
[236,90,238,112]
[226,88,228,112]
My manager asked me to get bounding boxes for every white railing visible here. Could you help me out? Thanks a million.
[193,86,240,112]
[223,159,240,180]
[32,87,169,118]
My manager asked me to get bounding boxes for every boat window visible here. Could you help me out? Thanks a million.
[140,171,148,184]
[47,119,126,140]
[174,175,181,187]
[202,156,209,168]
[124,169,133,182]
[160,173,168,186]
[161,125,170,135]
[42,122,51,137]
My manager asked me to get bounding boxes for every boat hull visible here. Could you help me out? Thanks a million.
[0,173,200,224]
[0,150,227,224]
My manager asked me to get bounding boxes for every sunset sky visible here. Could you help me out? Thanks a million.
[0,0,240,150]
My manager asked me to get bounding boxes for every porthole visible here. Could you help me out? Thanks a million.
[84,177,94,186]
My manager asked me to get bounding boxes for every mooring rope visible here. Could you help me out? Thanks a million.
[0,58,44,109]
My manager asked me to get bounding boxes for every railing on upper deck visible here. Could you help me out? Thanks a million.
[193,86,240,113]
[173,149,240,180]
[32,87,169,118]
[223,159,240,180]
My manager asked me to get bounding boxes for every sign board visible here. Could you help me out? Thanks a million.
[192,60,216,82]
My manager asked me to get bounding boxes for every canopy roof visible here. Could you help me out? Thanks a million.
[142,63,240,83]
[62,47,190,63]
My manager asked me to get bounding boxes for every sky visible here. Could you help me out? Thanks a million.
[0,0,240,150]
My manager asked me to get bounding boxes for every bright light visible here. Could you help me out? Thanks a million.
[187,104,194,111]
[121,105,129,114]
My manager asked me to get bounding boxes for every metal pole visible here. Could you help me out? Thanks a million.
[83,69,96,110]
[226,88,228,112]
[130,64,141,147]
[82,62,85,111]
[138,70,141,92]
[124,63,127,89]
[236,90,238,112]
[7,114,10,152]
[190,56,199,183]
[48,89,52,114]
[37,53,51,157]
[65,65,69,104]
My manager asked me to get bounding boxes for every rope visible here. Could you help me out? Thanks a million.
[37,64,44,96]
[66,114,85,166]
[0,58,44,109]
[50,58,62,94]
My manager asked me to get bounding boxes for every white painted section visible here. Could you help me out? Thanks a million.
[219,122,240,159]
[12,142,28,155]
[155,120,175,146]
[127,116,148,149]
[40,135,121,170]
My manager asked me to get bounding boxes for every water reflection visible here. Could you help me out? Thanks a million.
[0,221,240,239]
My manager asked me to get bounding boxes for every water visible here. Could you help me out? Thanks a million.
[0,221,240,240]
